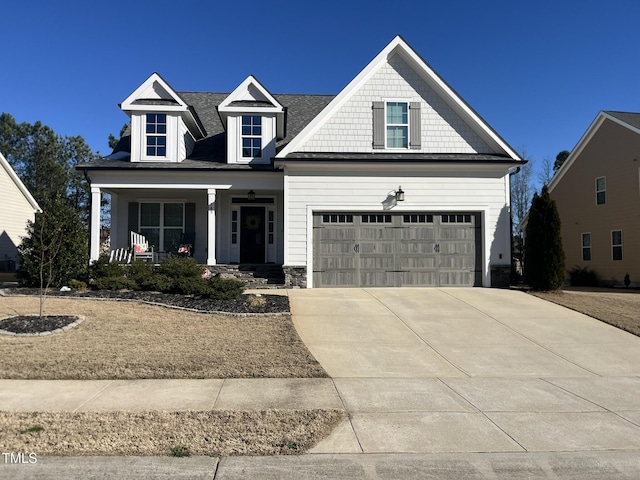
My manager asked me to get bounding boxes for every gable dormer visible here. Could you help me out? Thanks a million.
[120,73,206,162]
[218,76,285,164]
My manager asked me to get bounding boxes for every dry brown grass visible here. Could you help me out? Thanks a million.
[0,297,326,379]
[531,288,640,336]
[0,409,347,456]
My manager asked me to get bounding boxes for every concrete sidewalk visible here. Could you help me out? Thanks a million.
[4,452,640,479]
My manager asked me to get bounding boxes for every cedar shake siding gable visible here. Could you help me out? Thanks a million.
[295,53,493,154]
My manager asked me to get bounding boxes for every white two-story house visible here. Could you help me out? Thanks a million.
[79,36,522,288]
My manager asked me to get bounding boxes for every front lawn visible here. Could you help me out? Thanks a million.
[0,296,326,379]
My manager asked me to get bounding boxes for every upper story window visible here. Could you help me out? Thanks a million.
[242,115,262,158]
[372,101,420,150]
[146,113,167,157]
[386,102,408,148]
[596,176,606,205]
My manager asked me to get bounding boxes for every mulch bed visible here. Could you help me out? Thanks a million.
[0,315,78,334]
[2,288,289,314]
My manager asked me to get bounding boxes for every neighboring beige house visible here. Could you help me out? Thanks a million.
[548,111,640,287]
[0,151,41,275]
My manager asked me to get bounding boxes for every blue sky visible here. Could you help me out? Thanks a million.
[2,0,638,182]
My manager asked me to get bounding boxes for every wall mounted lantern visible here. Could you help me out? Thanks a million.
[247,190,256,201]
[395,186,405,202]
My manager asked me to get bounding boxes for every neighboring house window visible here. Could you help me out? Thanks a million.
[596,176,606,205]
[612,230,623,261]
[582,233,591,261]
[139,202,184,252]
[386,102,408,148]
[146,114,167,157]
[242,115,262,157]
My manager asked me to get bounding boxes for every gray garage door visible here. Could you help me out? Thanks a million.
[313,212,481,287]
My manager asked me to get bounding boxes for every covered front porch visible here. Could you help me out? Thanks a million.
[88,171,285,267]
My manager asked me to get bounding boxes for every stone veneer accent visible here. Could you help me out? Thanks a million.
[283,266,307,288]
[490,265,511,288]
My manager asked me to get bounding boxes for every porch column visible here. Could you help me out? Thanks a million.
[90,186,101,262]
[207,188,216,265]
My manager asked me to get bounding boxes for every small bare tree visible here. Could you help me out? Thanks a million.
[37,212,64,319]
[538,156,554,186]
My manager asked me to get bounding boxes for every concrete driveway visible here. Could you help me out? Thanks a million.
[289,288,640,455]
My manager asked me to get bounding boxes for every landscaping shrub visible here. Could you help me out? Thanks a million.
[568,266,599,287]
[89,255,246,298]
[171,277,213,296]
[94,276,137,291]
[138,274,174,293]
[157,257,202,279]
[90,256,125,280]
[127,261,155,288]
[208,276,245,300]
[68,279,88,290]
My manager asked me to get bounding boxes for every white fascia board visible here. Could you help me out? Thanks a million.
[92,183,233,190]
[547,111,607,193]
[219,106,282,114]
[276,160,514,175]
[0,151,41,212]
[120,73,188,110]
[277,35,521,161]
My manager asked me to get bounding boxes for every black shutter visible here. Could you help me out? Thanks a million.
[128,202,139,246]
[409,102,421,150]
[185,203,196,233]
[372,101,385,149]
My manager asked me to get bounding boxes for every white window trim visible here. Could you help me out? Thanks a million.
[240,115,262,159]
[140,113,175,162]
[138,201,185,252]
[581,232,591,262]
[595,176,606,205]
[611,229,623,261]
[384,99,410,150]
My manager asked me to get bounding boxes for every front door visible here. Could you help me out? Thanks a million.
[240,206,266,263]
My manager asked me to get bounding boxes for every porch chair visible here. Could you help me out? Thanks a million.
[130,231,155,262]
[109,248,132,264]
[176,232,195,257]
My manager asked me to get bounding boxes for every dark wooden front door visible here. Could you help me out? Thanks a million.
[240,207,266,263]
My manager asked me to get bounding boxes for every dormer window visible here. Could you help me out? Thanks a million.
[242,115,262,158]
[146,113,167,157]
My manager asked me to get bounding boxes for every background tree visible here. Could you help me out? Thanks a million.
[510,148,535,239]
[524,185,565,290]
[108,123,129,150]
[553,150,570,173]
[0,113,96,287]
[538,156,554,186]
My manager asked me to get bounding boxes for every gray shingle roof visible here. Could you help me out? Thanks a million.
[604,111,640,130]
[102,91,335,167]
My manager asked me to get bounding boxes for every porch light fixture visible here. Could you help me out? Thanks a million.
[247,190,256,201]
[395,186,405,202]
